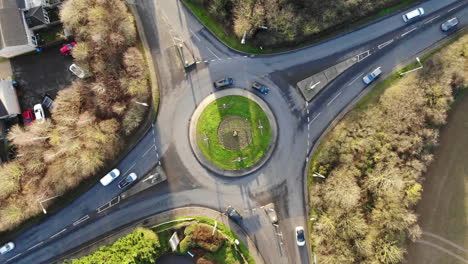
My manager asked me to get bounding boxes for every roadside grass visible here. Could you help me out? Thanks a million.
[196,95,271,170]
[152,216,255,264]
[183,0,419,54]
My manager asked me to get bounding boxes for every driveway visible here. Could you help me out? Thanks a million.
[10,45,74,110]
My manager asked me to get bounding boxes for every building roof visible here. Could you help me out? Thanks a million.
[25,5,46,26]
[0,0,29,51]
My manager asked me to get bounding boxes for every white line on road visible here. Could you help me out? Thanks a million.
[424,15,440,24]
[307,116,310,122]
[211,59,217,62]
[7,253,22,262]
[204,60,209,63]
[310,113,321,124]
[401,27,417,37]
[327,91,342,106]
[243,55,248,58]
[356,50,370,62]
[348,72,365,86]
[227,57,232,59]
[206,47,220,60]
[448,5,461,13]
[422,232,468,253]
[73,215,90,226]
[189,29,201,41]
[416,240,468,263]
[27,241,44,251]
[50,228,67,239]
[378,39,394,49]
[122,163,136,176]
[142,145,155,157]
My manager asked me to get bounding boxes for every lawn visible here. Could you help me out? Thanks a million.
[196,95,271,170]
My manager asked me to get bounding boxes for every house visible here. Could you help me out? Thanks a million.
[0,0,62,58]
[0,77,20,164]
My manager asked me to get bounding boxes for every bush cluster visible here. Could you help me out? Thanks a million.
[309,36,467,263]
[191,0,409,48]
[0,0,150,233]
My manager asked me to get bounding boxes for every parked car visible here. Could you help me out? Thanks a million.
[100,169,120,186]
[226,206,243,224]
[441,17,459,32]
[0,242,15,255]
[213,77,234,89]
[42,94,54,110]
[402,8,424,23]
[23,109,35,125]
[33,104,45,123]
[118,173,137,189]
[69,64,86,78]
[295,226,306,246]
[251,81,269,95]
[362,67,382,85]
[60,42,77,55]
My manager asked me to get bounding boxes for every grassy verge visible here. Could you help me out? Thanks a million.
[196,95,271,170]
[152,216,255,264]
[183,0,419,54]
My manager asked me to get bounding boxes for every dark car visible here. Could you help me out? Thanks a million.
[118,172,137,189]
[60,42,77,55]
[226,206,243,224]
[22,109,35,125]
[251,81,269,95]
[213,77,234,89]
[441,17,459,32]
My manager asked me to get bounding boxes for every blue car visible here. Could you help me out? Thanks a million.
[251,81,269,95]
[213,77,234,89]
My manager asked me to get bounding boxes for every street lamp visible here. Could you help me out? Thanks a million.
[135,101,149,107]
[399,57,423,76]
[37,194,61,214]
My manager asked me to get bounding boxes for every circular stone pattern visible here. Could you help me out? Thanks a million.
[196,95,272,171]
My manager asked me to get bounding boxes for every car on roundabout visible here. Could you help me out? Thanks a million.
[118,172,137,189]
[213,77,234,89]
[226,205,243,224]
[251,81,269,95]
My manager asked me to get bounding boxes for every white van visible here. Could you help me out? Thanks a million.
[403,8,424,22]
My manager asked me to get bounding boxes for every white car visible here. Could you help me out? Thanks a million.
[33,104,45,123]
[0,242,15,255]
[100,169,120,186]
[402,8,424,23]
[363,67,382,85]
[69,63,86,78]
[118,173,137,189]
[295,226,306,246]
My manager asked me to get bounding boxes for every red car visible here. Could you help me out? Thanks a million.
[60,42,77,55]
[23,109,35,125]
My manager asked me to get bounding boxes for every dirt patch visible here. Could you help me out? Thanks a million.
[217,115,252,150]
[404,94,468,264]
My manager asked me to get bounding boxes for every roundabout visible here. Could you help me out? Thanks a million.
[189,89,278,177]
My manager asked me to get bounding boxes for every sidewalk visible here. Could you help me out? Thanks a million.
[0,60,12,79]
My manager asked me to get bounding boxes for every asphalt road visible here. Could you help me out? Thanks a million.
[1,0,467,263]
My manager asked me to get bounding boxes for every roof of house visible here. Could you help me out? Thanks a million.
[0,0,29,50]
[25,5,46,26]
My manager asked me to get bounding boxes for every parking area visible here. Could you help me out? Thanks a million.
[10,44,74,110]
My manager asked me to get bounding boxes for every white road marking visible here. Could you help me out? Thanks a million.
[401,27,417,37]
[327,91,342,106]
[7,253,22,262]
[243,55,248,58]
[307,116,310,122]
[97,196,121,214]
[142,145,155,157]
[356,50,370,62]
[424,15,440,24]
[348,72,365,86]
[309,81,321,90]
[50,228,67,239]
[204,60,209,63]
[310,113,321,124]
[122,163,136,176]
[227,57,232,59]
[196,61,201,64]
[211,59,217,62]
[448,5,461,12]
[27,241,44,251]
[378,39,394,49]
[189,29,201,41]
[73,215,90,226]
[207,48,220,60]
[422,232,468,253]
[416,240,468,263]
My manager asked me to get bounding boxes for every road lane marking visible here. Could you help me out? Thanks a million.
[416,240,468,263]
[448,5,461,12]
[122,162,136,176]
[204,60,208,63]
[211,59,217,62]
[189,29,201,41]
[97,196,121,214]
[243,55,248,58]
[50,228,67,239]
[401,27,417,37]
[422,232,468,253]
[356,50,370,62]
[327,92,342,106]
[142,145,155,157]
[378,39,394,49]
[206,47,220,60]
[309,113,321,124]
[7,253,22,262]
[348,72,365,86]
[424,15,440,24]
[27,241,44,251]
[73,215,90,226]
